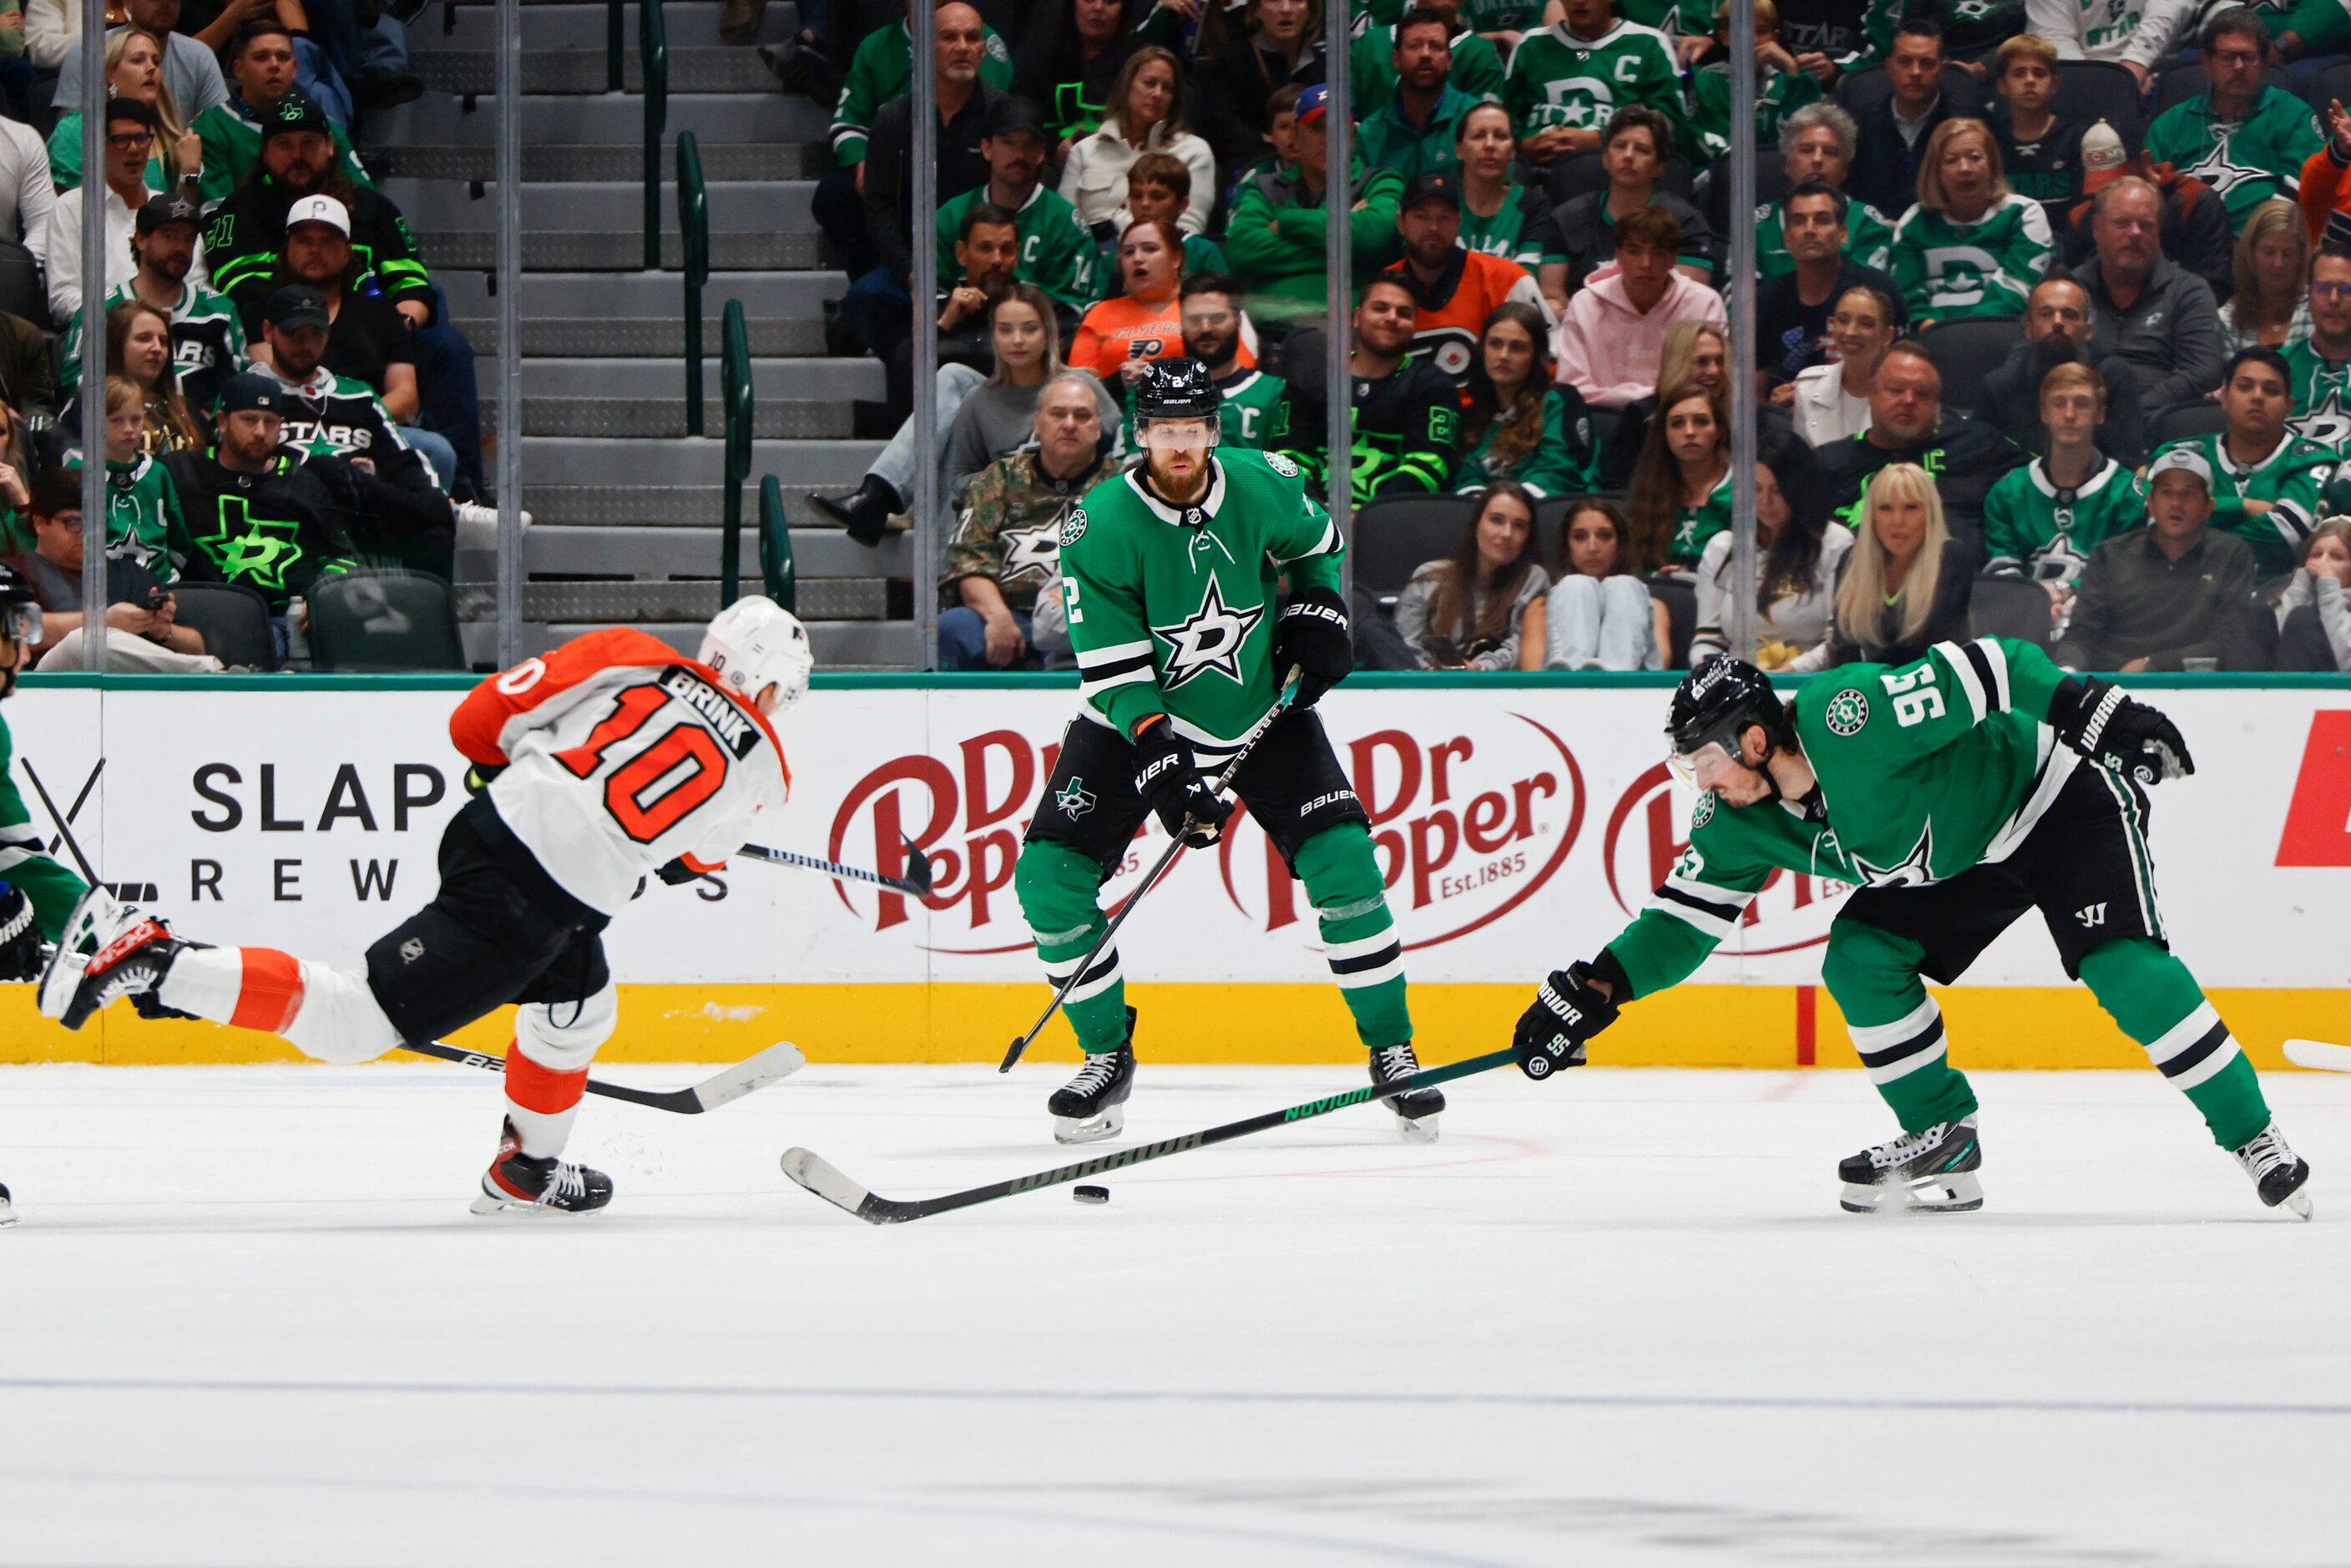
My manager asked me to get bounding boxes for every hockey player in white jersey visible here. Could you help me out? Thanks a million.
[39,599,811,1215]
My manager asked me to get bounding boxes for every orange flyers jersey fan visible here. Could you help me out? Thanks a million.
[449,628,793,915]
[1069,296,1261,382]
[1383,250,1545,385]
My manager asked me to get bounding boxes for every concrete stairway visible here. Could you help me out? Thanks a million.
[377,0,913,665]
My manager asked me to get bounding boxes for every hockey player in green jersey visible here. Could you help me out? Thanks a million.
[1014,360,1433,1145]
[1505,478,2314,1217]
[2151,346,2334,577]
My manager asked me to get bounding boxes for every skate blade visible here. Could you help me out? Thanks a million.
[1395,1111,1439,1145]
[2284,1192,2315,1222]
[1839,1171,1984,1214]
[1053,1105,1124,1146]
[468,1182,606,1217]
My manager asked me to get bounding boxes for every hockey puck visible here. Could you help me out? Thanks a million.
[1072,1185,1110,1204]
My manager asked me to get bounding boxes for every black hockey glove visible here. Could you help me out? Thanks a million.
[1274,585,1352,709]
[0,883,38,983]
[1131,716,1232,847]
[1511,961,1620,1081]
[655,857,707,886]
[2049,675,2194,785]
[463,762,506,796]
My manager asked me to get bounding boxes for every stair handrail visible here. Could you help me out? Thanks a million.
[640,0,668,271]
[678,129,710,434]
[607,0,624,92]
[758,474,796,611]
[720,298,753,606]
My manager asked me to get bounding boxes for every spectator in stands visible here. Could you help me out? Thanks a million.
[0,0,29,123]
[1228,82,1405,334]
[2146,8,2322,236]
[2151,346,2333,579]
[51,0,227,125]
[1383,172,1545,388]
[1070,218,1186,383]
[1198,0,1327,184]
[0,399,34,544]
[1758,104,1894,278]
[1351,0,1504,123]
[1555,205,1727,410]
[0,107,51,253]
[101,299,201,454]
[192,20,371,205]
[2298,98,2351,249]
[1015,0,1173,154]
[2281,246,2351,441]
[0,309,48,426]
[1059,46,1216,237]
[1540,106,1711,301]
[1982,363,2145,625]
[1782,283,1897,448]
[1278,275,1458,504]
[165,373,350,639]
[1985,33,2086,229]
[2057,124,2234,301]
[47,28,189,195]
[1112,154,1228,285]
[1814,340,2028,546]
[2055,446,2261,670]
[1355,5,1484,184]
[1848,20,1961,217]
[250,285,434,496]
[1532,495,1666,670]
[1176,274,1287,449]
[2032,0,2179,87]
[1625,377,1731,572]
[1503,0,1684,170]
[861,8,1015,295]
[1693,438,1850,668]
[1687,0,1821,168]
[1599,316,1732,485]
[1453,299,1594,496]
[2221,199,2313,352]
[1454,101,1555,276]
[930,95,1096,323]
[44,99,195,326]
[2071,176,2227,415]
[947,284,1120,506]
[1756,184,1903,391]
[6,470,214,671]
[70,375,185,576]
[1811,460,1973,667]
[1393,479,1548,670]
[60,194,239,425]
[938,371,1110,671]
[1975,275,2141,460]
[1889,118,2055,327]
[2273,518,2351,670]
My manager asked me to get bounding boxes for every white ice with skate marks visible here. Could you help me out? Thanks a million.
[3,1063,2349,1565]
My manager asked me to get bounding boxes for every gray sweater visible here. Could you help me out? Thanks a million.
[1393,561,1550,670]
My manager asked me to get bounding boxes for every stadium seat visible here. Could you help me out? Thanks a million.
[2153,60,2292,116]
[1544,150,1694,207]
[306,570,468,672]
[1697,149,1787,239]
[1836,63,1984,120]
[168,582,278,671]
[2144,400,2230,449]
[1352,494,1478,609]
[2052,61,2145,153]
[1919,316,2022,415]
[2305,59,2351,117]
[0,240,44,330]
[1647,577,1696,667]
[1967,574,2055,650]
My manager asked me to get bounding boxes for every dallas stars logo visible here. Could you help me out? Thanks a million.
[998,517,1060,585]
[1824,688,1869,736]
[197,497,303,592]
[1055,777,1096,819]
[1852,822,1936,889]
[2182,132,2268,200]
[2291,385,2351,449]
[1150,574,1264,690]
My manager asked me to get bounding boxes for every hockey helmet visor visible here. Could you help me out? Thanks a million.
[1136,412,1221,450]
[1665,656,1782,784]
[0,564,42,653]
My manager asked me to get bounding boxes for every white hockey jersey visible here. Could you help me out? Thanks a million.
[451,628,793,914]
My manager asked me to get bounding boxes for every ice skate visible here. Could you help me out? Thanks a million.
[469,1120,614,1216]
[1838,1115,1983,1213]
[1049,1011,1136,1145]
[0,1180,13,1227]
[40,895,200,1032]
[2233,1123,2313,1220]
[1370,1043,1443,1144]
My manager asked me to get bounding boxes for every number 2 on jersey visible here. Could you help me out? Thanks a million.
[554,685,731,842]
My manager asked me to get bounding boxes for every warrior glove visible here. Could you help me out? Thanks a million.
[2050,675,2194,785]
[1131,716,1231,848]
[1512,961,1620,1080]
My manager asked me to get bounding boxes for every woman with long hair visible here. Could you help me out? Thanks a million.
[1392,481,1549,670]
[1888,118,2052,326]
[101,297,201,453]
[1060,45,1217,235]
[2223,199,2312,352]
[1453,300,1595,496]
[1014,0,1162,154]
[1529,497,1670,670]
[2274,516,2351,670]
[46,26,193,192]
[1625,377,1731,573]
[1691,437,1853,666]
[944,283,1119,504]
[1782,284,1896,447]
[1812,461,1973,666]
[1599,317,1729,486]
[1069,218,1186,385]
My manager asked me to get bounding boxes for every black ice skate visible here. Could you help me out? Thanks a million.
[1838,1115,1983,1213]
[1049,1009,1136,1145]
[2233,1122,2313,1220]
[0,1179,13,1227]
[41,905,198,1032]
[1370,1043,1443,1145]
[470,1120,614,1216]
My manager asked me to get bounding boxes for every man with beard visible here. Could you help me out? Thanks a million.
[1976,276,2144,463]
[249,286,431,491]
[2278,248,2351,449]
[1379,173,1545,391]
[61,194,245,416]
[1280,276,1459,505]
[190,21,372,205]
[1178,275,1286,452]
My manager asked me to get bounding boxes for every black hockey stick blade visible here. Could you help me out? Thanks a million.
[784,1046,1519,1223]
[899,836,935,897]
[736,841,933,897]
[399,1038,806,1113]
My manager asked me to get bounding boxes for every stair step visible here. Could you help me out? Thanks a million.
[424,1,804,53]
[454,314,826,357]
[372,142,815,182]
[417,230,822,270]
[417,45,777,95]
[438,268,841,316]
[520,483,816,525]
[386,180,815,230]
[521,435,880,486]
[459,578,887,621]
[523,523,910,577]
[512,356,877,397]
[483,397,849,438]
[368,90,822,144]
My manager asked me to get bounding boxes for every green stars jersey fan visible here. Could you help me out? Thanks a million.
[1755,195,1895,280]
[1503,19,1685,142]
[2142,86,2323,230]
[2151,429,2333,576]
[1060,448,1343,748]
[1605,636,2077,999]
[1888,194,2054,322]
[2278,337,2351,449]
[1216,370,1290,451]
[1981,456,2146,584]
[1669,468,1734,566]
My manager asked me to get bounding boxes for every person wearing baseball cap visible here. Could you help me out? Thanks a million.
[1355,7,1484,184]
[1380,169,1546,391]
[928,95,1095,315]
[59,193,248,417]
[1227,83,1407,330]
[2055,439,2262,670]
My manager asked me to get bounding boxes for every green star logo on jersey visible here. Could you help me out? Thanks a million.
[1150,573,1264,690]
[196,497,303,592]
[1825,689,1869,736]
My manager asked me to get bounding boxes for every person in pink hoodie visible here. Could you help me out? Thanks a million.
[1555,206,1729,410]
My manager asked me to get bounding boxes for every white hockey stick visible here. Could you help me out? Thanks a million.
[2285,1039,2351,1072]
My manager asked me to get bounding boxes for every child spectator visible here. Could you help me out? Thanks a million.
[1986,34,2086,230]
[2221,199,2312,353]
[1888,118,2054,327]
[1554,205,1727,410]
[1781,284,1898,448]
[1982,362,2145,621]
[1059,46,1216,236]
[2274,518,2351,670]
[1540,105,1712,299]
[1070,218,1186,385]
[1813,461,1974,668]
[1687,0,1820,168]
[1691,441,1852,668]
[1504,0,1684,169]
[1454,101,1557,281]
[68,375,188,578]
[1625,377,1731,572]
[1453,300,1595,497]
[1532,496,1667,670]
[1392,479,1549,669]
[1113,154,1229,282]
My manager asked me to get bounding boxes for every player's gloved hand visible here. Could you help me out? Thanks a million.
[2049,675,2195,785]
[1273,585,1352,708]
[0,883,39,982]
[1511,961,1620,1080]
[1131,716,1231,847]
[463,762,506,796]
[655,857,706,886]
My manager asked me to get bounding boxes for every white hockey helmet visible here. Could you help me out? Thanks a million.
[700,595,814,712]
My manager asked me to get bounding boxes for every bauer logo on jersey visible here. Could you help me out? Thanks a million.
[1825,689,1869,736]
[1150,574,1265,690]
[1060,506,1088,547]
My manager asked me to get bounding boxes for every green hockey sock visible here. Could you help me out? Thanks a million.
[1823,918,1977,1133]
[2078,938,2271,1151]
[1014,840,1129,1056]
[1295,822,1411,1049]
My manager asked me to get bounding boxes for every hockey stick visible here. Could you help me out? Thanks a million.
[998,675,1302,1075]
[785,1047,1517,1224]
[734,837,935,897]
[399,1037,806,1113]
[2286,1039,2351,1072]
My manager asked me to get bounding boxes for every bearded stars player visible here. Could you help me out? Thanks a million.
[42,599,811,1216]
[1014,358,1432,1146]
[1509,645,2314,1219]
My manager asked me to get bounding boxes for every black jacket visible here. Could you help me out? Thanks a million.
[1821,535,1976,667]
[1848,93,1965,218]
[1989,105,2088,229]
[1976,336,2149,464]
[2057,163,2234,305]
[1278,328,1459,507]
[2069,250,2227,412]
[1813,413,2030,562]
[2053,526,2262,670]
[206,178,435,326]
[862,80,1003,281]
[164,445,454,604]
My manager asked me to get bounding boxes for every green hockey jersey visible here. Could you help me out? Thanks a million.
[1888,194,2053,323]
[2278,336,2351,448]
[2152,428,2333,576]
[62,448,190,583]
[827,19,1014,164]
[1503,19,1686,142]
[1603,636,2075,999]
[1756,195,1895,279]
[1059,448,1343,747]
[1459,183,1560,270]
[936,185,1097,310]
[60,278,248,416]
[2142,86,2322,230]
[0,717,89,942]
[1216,370,1291,451]
[1668,468,1735,565]
[1451,387,1595,497]
[1350,21,1506,117]
[1688,62,1823,165]
[1981,456,2146,584]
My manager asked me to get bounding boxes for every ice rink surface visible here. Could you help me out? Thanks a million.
[3,1060,2348,1567]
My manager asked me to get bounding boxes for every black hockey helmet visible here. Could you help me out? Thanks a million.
[1667,656,1786,765]
[0,562,43,693]
[1135,357,1221,421]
